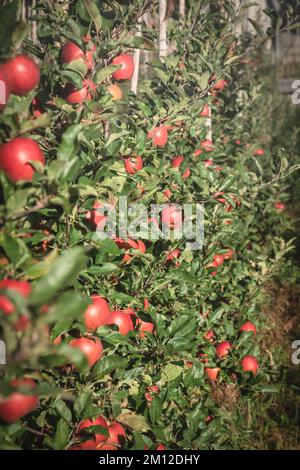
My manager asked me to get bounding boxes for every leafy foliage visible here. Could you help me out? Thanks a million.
[0,0,299,450]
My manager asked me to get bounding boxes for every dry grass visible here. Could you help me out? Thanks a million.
[262,282,300,348]
[249,282,300,450]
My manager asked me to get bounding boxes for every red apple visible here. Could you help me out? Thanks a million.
[212,79,227,91]
[61,42,85,64]
[136,318,154,338]
[84,296,111,331]
[213,192,226,203]
[197,352,209,363]
[111,54,134,81]
[148,384,160,394]
[114,238,146,254]
[200,104,210,117]
[254,149,265,156]
[206,260,218,276]
[182,168,190,179]
[156,444,166,450]
[204,158,214,167]
[85,201,107,229]
[274,201,285,212]
[0,279,31,298]
[137,240,146,253]
[53,335,62,345]
[172,155,184,168]
[124,156,143,174]
[77,415,108,449]
[0,279,31,331]
[0,295,14,315]
[161,205,182,229]
[216,341,231,358]
[0,137,45,183]
[148,125,169,147]
[205,367,220,381]
[110,311,134,335]
[2,54,40,95]
[201,139,214,151]
[69,337,103,367]
[61,41,94,71]
[114,238,138,250]
[240,321,257,335]
[96,442,118,450]
[119,308,136,317]
[163,188,172,199]
[0,378,38,423]
[203,330,214,342]
[213,254,224,266]
[241,355,259,375]
[63,79,96,104]
[108,422,126,446]
[166,248,181,262]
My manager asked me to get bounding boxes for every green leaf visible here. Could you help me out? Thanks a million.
[247,18,264,36]
[149,398,162,424]
[95,65,118,84]
[19,113,51,134]
[160,364,183,383]
[65,58,87,77]
[25,250,58,280]
[57,125,83,161]
[50,321,72,342]
[117,412,150,432]
[6,188,32,213]
[109,292,134,304]
[74,392,92,418]
[54,419,71,450]
[11,20,30,51]
[0,232,31,267]
[54,400,72,422]
[87,263,120,276]
[29,247,87,305]
[0,0,20,55]
[81,0,102,32]
[92,355,127,378]
[46,292,89,322]
[102,175,126,193]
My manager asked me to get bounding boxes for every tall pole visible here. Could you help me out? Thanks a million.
[205,100,212,142]
[31,0,38,44]
[131,18,142,94]
[159,0,167,60]
[179,0,185,20]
